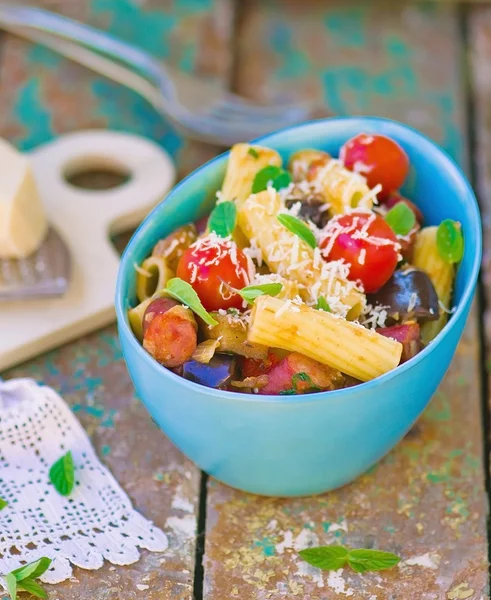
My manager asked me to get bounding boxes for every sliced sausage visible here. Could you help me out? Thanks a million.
[259,352,345,395]
[143,298,197,368]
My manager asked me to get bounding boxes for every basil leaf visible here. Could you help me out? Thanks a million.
[49,451,75,497]
[165,278,218,327]
[17,579,47,599]
[437,219,464,263]
[299,546,349,571]
[248,147,259,159]
[316,296,331,312]
[252,166,281,193]
[272,171,292,191]
[208,201,237,238]
[238,283,283,304]
[384,202,416,236]
[0,496,8,511]
[347,549,401,572]
[252,166,292,193]
[6,572,17,600]
[277,214,317,249]
[12,558,52,582]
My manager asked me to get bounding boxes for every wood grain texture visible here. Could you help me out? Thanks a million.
[469,3,491,374]
[234,0,466,166]
[0,1,235,598]
[204,2,488,598]
[0,0,235,177]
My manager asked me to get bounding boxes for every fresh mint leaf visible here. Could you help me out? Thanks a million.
[49,451,75,497]
[248,147,259,159]
[384,202,416,236]
[436,219,464,264]
[316,296,331,312]
[165,278,218,327]
[0,496,8,511]
[277,213,317,249]
[252,166,292,193]
[6,573,17,600]
[208,201,237,238]
[347,549,401,572]
[12,557,52,582]
[299,546,349,571]
[17,579,47,599]
[299,546,401,574]
[238,283,283,304]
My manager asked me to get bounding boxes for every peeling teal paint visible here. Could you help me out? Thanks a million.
[91,79,182,158]
[101,445,111,456]
[254,537,276,557]
[13,79,53,150]
[28,45,63,68]
[324,8,368,48]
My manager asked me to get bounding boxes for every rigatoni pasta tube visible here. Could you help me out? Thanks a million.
[412,226,455,344]
[237,189,365,318]
[248,296,402,381]
[221,143,282,205]
[312,159,375,215]
[135,256,174,303]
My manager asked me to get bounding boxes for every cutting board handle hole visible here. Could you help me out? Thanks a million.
[63,156,131,191]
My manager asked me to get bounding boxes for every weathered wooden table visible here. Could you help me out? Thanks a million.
[1,1,490,598]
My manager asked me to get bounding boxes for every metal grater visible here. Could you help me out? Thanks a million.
[0,227,71,301]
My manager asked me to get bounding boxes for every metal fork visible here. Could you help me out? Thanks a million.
[0,4,316,146]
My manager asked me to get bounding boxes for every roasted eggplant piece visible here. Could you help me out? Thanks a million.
[284,197,330,229]
[199,312,268,360]
[367,268,440,323]
[182,354,237,389]
[377,322,421,363]
[152,224,197,271]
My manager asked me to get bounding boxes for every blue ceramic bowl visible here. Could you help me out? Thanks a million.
[116,117,481,497]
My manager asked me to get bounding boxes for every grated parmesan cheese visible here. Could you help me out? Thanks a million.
[407,292,418,313]
[359,303,389,329]
[189,232,249,283]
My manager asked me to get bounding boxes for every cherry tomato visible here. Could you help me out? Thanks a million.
[340,133,409,199]
[320,211,399,293]
[176,236,249,311]
[242,351,283,379]
[383,192,424,224]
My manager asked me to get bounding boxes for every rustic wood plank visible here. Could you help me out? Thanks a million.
[0,0,234,177]
[0,1,236,598]
[468,5,491,348]
[234,0,467,166]
[204,2,488,598]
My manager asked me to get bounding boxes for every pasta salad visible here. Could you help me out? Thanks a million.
[128,133,464,395]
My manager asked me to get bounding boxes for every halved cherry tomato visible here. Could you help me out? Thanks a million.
[320,211,399,293]
[340,133,409,199]
[176,236,249,311]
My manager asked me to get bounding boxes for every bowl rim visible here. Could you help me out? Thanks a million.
[115,116,482,405]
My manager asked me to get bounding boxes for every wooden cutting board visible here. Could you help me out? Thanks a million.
[0,130,175,371]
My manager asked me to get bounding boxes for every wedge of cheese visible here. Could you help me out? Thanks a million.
[0,139,47,258]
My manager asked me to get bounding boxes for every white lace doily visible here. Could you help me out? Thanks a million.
[0,378,168,585]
